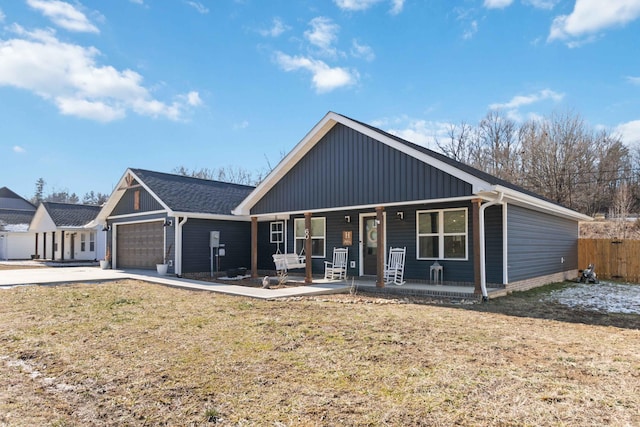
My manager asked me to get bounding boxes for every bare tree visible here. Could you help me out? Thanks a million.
[173,165,263,186]
[477,111,519,181]
[609,183,634,239]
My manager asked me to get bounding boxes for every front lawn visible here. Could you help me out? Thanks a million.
[1,280,638,426]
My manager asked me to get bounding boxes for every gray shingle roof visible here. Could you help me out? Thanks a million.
[0,187,36,211]
[0,209,35,231]
[130,168,255,215]
[42,202,102,227]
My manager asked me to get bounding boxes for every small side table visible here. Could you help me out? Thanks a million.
[430,261,443,284]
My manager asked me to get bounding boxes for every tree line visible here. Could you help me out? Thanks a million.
[30,178,109,206]
[436,110,639,216]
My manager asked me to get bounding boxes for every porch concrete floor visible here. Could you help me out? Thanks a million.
[284,275,507,300]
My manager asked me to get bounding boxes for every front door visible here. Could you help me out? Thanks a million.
[362,216,378,275]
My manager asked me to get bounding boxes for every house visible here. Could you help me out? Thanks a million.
[233,112,592,297]
[0,187,37,260]
[29,202,105,261]
[96,168,254,276]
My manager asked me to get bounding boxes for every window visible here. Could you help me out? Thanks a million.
[89,233,95,252]
[417,208,467,260]
[134,190,140,211]
[80,234,86,251]
[294,217,325,258]
[270,221,284,243]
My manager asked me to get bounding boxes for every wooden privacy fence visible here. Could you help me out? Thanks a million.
[579,239,640,283]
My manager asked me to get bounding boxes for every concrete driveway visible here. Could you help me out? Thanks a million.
[0,265,348,300]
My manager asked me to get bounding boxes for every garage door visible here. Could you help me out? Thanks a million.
[116,221,164,269]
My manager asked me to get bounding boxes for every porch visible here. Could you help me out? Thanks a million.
[280,274,507,300]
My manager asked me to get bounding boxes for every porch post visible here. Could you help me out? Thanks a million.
[43,233,47,260]
[35,233,39,258]
[304,212,312,284]
[376,206,385,288]
[51,232,55,260]
[61,230,65,261]
[472,198,482,295]
[251,216,258,278]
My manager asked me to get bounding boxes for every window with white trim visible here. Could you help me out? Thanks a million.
[294,217,325,258]
[270,221,284,244]
[417,208,467,260]
[89,233,95,252]
[80,233,86,251]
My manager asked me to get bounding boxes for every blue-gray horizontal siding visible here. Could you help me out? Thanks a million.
[112,187,163,216]
[251,124,473,214]
[507,205,578,282]
[181,219,251,274]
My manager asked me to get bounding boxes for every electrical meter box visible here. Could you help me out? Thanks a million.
[210,231,220,248]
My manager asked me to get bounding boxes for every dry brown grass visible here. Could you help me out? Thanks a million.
[1,280,639,426]
[0,263,44,271]
[580,219,640,239]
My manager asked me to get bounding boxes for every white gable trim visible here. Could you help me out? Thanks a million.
[96,169,171,223]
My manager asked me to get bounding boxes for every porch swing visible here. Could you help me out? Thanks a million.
[272,243,306,273]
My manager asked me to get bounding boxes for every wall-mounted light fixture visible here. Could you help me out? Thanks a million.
[397,211,404,220]
[163,219,173,227]
[344,215,351,223]
[102,225,111,232]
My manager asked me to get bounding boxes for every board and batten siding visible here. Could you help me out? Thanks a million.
[181,219,251,274]
[111,187,163,216]
[507,204,578,282]
[251,124,473,215]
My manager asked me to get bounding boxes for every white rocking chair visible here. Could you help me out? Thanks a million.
[324,247,348,280]
[384,247,406,286]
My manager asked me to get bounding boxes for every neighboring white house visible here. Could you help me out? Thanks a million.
[29,202,106,261]
[0,187,37,260]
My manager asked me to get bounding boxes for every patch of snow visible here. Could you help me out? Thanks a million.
[544,282,640,314]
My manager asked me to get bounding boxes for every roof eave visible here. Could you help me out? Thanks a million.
[483,185,593,222]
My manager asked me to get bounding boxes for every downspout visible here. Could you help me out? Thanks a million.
[479,192,504,301]
[176,217,188,277]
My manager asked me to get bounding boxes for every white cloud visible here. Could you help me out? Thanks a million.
[463,20,478,40]
[373,115,451,148]
[0,26,199,122]
[523,0,559,10]
[548,0,640,45]
[0,8,5,23]
[489,89,564,122]
[233,120,249,130]
[305,17,340,57]
[627,76,640,85]
[483,0,513,9]
[185,91,202,106]
[259,17,290,37]
[27,0,99,33]
[389,0,405,15]
[13,146,26,153]
[351,39,375,61]
[490,89,564,110]
[334,0,404,14]
[185,1,209,14]
[274,52,358,93]
[616,120,640,145]
[334,0,381,11]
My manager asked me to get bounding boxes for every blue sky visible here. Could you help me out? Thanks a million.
[1,0,639,200]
